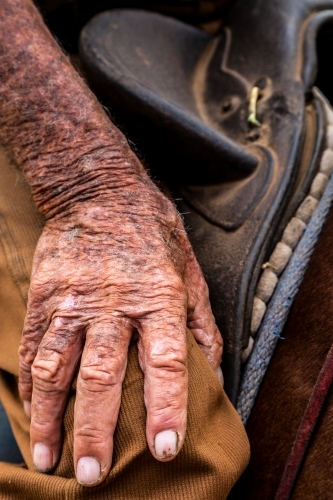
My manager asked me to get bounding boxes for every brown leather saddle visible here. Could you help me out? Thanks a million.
[79,0,333,403]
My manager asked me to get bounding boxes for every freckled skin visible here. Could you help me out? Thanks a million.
[0,0,223,486]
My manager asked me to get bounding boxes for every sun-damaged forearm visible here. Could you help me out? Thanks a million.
[0,0,152,219]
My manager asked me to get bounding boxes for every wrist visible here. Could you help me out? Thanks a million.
[34,145,154,219]
[47,172,177,232]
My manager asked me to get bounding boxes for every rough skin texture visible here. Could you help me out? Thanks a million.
[0,0,223,486]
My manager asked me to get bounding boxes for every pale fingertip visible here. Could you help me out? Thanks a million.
[217,366,224,386]
[154,430,178,459]
[23,400,31,419]
[33,443,53,472]
[76,457,101,486]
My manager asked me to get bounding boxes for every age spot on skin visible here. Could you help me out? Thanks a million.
[57,295,78,314]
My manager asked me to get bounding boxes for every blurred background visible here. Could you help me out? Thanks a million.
[35,0,233,52]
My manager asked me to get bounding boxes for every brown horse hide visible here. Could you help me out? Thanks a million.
[230,195,333,498]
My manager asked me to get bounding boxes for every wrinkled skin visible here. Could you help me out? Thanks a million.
[18,185,222,484]
[0,0,222,486]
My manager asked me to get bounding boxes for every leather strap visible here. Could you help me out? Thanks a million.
[275,344,333,500]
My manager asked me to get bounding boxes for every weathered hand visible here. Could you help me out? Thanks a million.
[18,182,222,486]
[0,0,222,485]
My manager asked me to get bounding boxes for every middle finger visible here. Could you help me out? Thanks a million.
[74,318,132,486]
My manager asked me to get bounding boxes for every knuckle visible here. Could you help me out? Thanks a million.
[28,271,55,302]
[75,422,109,442]
[18,342,35,366]
[159,274,185,297]
[148,393,187,425]
[150,400,185,418]
[79,364,121,392]
[169,274,185,292]
[31,418,59,438]
[149,351,187,374]
[28,278,46,298]
[31,355,66,390]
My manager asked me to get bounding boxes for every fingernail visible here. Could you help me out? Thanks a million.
[76,457,101,485]
[154,430,178,459]
[33,443,53,471]
[23,400,31,418]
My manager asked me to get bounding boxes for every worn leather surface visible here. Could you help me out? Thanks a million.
[79,0,333,402]
[228,194,333,500]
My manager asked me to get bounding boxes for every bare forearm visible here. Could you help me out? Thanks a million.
[1,3,224,484]
[0,0,151,218]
